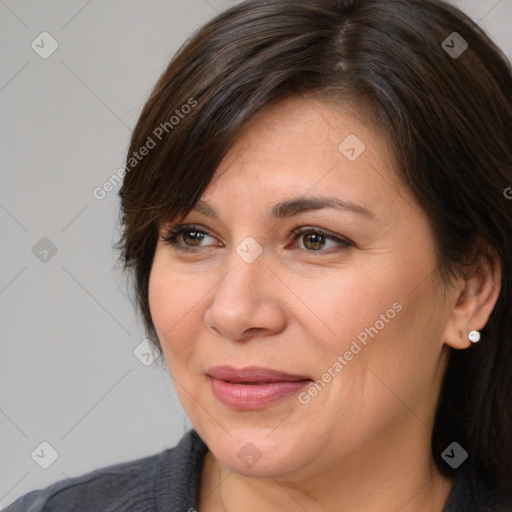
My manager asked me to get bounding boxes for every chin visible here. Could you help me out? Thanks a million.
[210,431,309,479]
[221,451,294,479]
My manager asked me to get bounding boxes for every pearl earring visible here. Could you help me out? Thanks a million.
[468,330,480,343]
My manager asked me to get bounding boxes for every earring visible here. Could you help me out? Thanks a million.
[468,330,481,343]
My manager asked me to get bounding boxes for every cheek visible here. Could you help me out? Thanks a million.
[323,276,443,416]
[302,270,402,354]
[304,264,437,401]
[148,261,205,364]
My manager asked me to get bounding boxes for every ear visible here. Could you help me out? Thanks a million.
[442,246,502,350]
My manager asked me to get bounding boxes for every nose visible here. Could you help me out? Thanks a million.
[204,248,287,342]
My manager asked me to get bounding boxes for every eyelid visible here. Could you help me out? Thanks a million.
[161,223,353,252]
[161,223,221,250]
[290,226,353,250]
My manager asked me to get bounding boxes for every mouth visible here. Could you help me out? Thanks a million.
[207,365,313,410]
[207,365,313,383]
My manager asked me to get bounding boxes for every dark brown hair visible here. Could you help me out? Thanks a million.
[115,0,512,497]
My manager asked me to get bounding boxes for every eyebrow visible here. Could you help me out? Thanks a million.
[191,196,376,221]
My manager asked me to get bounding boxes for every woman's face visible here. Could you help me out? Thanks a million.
[149,96,456,480]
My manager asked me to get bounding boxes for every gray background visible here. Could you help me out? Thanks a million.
[1,0,511,508]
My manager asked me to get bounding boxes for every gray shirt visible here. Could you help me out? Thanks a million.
[4,429,511,511]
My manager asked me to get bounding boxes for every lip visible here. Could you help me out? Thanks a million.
[207,365,313,410]
[207,365,312,383]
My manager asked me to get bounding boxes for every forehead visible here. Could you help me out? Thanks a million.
[229,95,385,150]
[201,95,406,217]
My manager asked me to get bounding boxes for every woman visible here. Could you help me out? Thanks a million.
[6,0,512,510]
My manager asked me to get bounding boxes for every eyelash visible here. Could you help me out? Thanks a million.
[160,223,353,254]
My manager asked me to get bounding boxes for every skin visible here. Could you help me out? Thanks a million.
[148,96,501,512]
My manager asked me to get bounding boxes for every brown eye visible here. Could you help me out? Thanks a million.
[291,227,352,253]
[161,224,217,250]
[181,229,205,246]
[302,232,326,251]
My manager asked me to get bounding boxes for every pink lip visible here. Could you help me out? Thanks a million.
[207,365,313,410]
